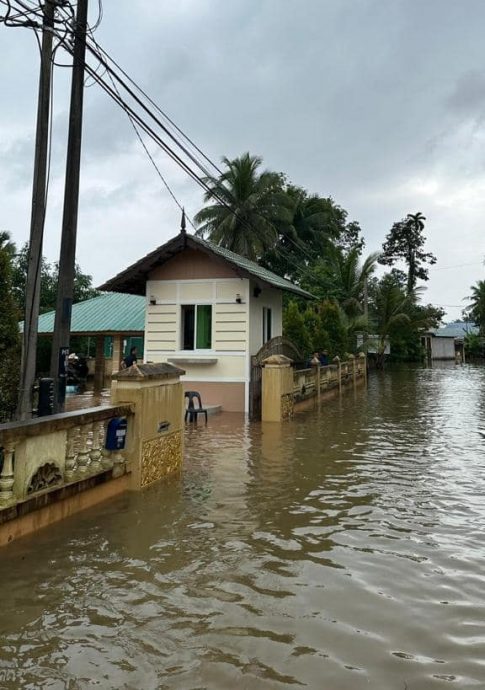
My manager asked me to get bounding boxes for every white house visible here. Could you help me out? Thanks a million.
[100,228,312,412]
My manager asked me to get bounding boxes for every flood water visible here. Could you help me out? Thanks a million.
[1,365,485,689]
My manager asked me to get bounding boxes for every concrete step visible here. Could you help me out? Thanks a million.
[185,404,222,417]
[205,404,222,416]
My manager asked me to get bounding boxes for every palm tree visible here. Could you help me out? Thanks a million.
[467,280,485,335]
[260,186,340,279]
[405,212,426,293]
[371,277,416,367]
[194,153,290,261]
[0,230,15,258]
[303,247,379,319]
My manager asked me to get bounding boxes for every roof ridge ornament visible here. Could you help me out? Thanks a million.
[180,208,186,235]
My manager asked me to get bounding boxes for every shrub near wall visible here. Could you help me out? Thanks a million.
[0,238,20,421]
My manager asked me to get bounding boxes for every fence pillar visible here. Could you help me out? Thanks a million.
[112,335,123,374]
[261,355,294,422]
[359,352,367,385]
[112,362,185,490]
[0,441,16,507]
[349,354,356,389]
[333,356,342,395]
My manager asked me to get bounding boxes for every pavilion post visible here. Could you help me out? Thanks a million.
[94,335,105,392]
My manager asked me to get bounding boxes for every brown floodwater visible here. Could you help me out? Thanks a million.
[1,365,485,689]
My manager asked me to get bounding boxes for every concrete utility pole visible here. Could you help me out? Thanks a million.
[17,0,56,421]
[50,0,89,412]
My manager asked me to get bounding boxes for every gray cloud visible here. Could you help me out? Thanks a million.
[2,0,485,319]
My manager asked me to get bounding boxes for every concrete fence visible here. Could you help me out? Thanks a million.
[261,353,367,422]
[0,362,185,547]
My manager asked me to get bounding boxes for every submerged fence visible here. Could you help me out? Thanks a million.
[262,354,367,422]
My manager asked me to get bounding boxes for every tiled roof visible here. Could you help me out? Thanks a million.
[98,232,314,299]
[192,235,313,298]
[20,292,145,334]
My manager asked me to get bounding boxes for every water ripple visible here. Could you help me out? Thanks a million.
[1,364,485,688]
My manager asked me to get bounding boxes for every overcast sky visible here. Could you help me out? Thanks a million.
[2,0,485,320]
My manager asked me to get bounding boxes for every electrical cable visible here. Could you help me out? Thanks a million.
[4,0,316,281]
[95,29,196,229]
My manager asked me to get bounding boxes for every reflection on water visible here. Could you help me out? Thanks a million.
[1,365,485,689]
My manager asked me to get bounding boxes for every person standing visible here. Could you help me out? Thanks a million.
[123,346,138,368]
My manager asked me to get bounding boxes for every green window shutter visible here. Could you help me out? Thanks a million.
[196,305,212,349]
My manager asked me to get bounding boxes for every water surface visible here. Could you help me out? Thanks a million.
[1,365,485,689]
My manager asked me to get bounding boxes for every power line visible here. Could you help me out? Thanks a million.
[4,1,316,282]
[429,261,484,272]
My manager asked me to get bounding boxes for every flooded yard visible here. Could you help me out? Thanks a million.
[1,365,484,689]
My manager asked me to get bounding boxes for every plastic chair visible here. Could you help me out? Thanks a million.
[184,391,208,423]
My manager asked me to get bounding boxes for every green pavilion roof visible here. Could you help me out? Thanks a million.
[20,292,145,335]
[98,232,314,299]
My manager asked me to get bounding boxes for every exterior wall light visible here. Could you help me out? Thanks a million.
[236,294,243,304]
[149,296,156,305]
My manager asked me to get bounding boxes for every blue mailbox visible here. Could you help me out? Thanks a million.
[105,417,128,451]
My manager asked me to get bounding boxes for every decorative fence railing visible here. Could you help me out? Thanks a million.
[0,404,134,511]
[261,353,367,422]
[292,356,366,404]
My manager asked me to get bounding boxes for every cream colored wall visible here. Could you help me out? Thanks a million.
[143,277,250,410]
[144,272,282,413]
[249,281,283,355]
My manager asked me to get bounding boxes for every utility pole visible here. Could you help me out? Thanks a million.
[50,0,88,412]
[17,0,56,421]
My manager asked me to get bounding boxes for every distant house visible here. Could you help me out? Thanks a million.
[425,320,478,362]
[99,229,313,412]
[421,332,456,361]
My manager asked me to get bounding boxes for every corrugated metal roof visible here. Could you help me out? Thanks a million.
[20,292,145,334]
[99,232,314,299]
[433,321,478,339]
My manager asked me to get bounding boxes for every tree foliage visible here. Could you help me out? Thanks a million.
[466,280,485,336]
[283,299,348,360]
[302,246,378,319]
[194,152,441,362]
[379,212,436,293]
[11,242,98,315]
[368,273,444,366]
[0,232,21,420]
[195,153,364,271]
[194,153,290,261]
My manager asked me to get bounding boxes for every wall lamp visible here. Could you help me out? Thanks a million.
[236,293,243,304]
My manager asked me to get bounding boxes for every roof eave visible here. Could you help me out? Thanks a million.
[98,232,316,300]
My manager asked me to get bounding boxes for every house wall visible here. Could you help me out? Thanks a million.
[248,280,283,355]
[144,250,251,411]
[431,336,455,360]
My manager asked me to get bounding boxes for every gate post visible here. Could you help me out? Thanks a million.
[112,362,185,490]
[262,355,293,422]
